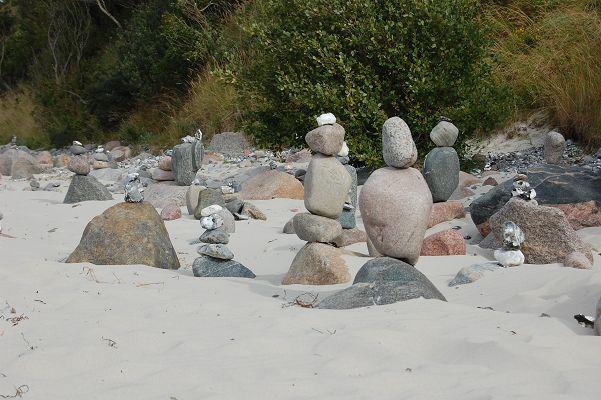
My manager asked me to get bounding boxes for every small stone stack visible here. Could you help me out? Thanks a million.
[423,120,460,202]
[282,114,352,285]
[151,155,175,181]
[192,204,255,278]
[64,156,113,204]
[92,146,110,170]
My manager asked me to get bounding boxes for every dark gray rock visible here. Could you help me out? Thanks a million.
[172,141,203,186]
[192,255,255,278]
[423,147,460,202]
[338,164,357,229]
[199,228,229,244]
[317,257,446,309]
[225,199,244,215]
[470,164,601,228]
[69,145,86,155]
[64,175,113,204]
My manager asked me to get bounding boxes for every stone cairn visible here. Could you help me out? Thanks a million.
[493,221,525,267]
[282,113,352,285]
[192,204,255,278]
[172,131,204,186]
[423,119,460,202]
[511,173,537,201]
[64,155,113,204]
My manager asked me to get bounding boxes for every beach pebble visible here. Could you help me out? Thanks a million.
[430,121,459,147]
[197,243,234,260]
[201,214,224,230]
[448,262,503,286]
[293,213,343,243]
[382,117,417,168]
[337,141,349,157]
[304,154,352,218]
[305,124,345,155]
[283,218,295,234]
[493,249,525,267]
[70,144,86,155]
[93,152,108,162]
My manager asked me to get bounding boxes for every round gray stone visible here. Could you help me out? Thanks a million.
[293,213,342,243]
[305,124,345,155]
[304,154,352,218]
[430,121,459,147]
[382,117,417,168]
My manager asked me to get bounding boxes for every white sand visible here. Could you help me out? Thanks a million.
[1,176,601,399]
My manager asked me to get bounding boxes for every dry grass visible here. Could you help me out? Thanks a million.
[0,87,48,148]
[488,1,601,148]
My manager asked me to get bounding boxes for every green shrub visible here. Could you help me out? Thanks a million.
[231,0,509,166]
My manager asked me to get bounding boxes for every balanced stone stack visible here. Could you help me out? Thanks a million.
[172,139,203,186]
[151,155,175,181]
[193,204,255,278]
[64,156,113,204]
[282,114,352,285]
[318,117,445,309]
[423,120,460,202]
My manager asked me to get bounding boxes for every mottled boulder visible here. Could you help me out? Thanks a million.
[63,175,113,204]
[68,156,90,175]
[192,255,255,278]
[430,121,459,147]
[304,154,352,218]
[160,203,182,221]
[360,167,432,265]
[172,141,203,186]
[36,151,53,170]
[470,165,601,235]
[550,201,601,230]
[208,132,250,156]
[293,213,342,243]
[240,170,304,200]
[423,147,460,203]
[428,201,465,228]
[282,243,349,285]
[144,182,188,209]
[66,202,180,269]
[489,198,593,264]
[420,229,466,256]
[382,117,417,168]
[305,124,345,155]
[240,202,267,220]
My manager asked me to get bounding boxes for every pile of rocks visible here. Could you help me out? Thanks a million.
[64,156,113,204]
[423,120,460,202]
[151,154,175,182]
[319,117,446,309]
[192,204,255,278]
[282,114,352,285]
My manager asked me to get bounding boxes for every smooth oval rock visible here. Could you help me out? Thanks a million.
[68,156,90,176]
[382,117,417,168]
[305,124,345,155]
[316,113,336,126]
[423,147,460,203]
[304,154,352,218]
[359,167,432,265]
[293,213,342,243]
[160,203,182,221]
[282,243,350,285]
[199,228,229,244]
[544,131,565,164]
[197,243,234,260]
[430,121,459,147]
[66,202,180,269]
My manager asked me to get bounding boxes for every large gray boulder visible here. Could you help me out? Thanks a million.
[63,175,113,204]
[66,202,180,269]
[423,147,460,203]
[172,141,203,186]
[359,167,432,265]
[304,154,352,218]
[489,198,593,264]
[470,164,601,235]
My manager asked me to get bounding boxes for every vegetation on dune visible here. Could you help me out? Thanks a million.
[0,0,598,160]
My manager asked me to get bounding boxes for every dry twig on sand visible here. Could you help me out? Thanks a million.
[0,385,29,398]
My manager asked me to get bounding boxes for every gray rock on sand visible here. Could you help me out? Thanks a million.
[197,243,234,260]
[304,154,352,218]
[200,228,229,244]
[305,123,345,155]
[293,213,343,243]
[66,202,180,269]
[240,202,267,220]
[544,131,565,164]
[430,121,459,147]
[382,117,417,168]
[225,199,244,215]
[489,198,593,264]
[359,167,433,265]
[10,151,42,179]
[338,164,358,229]
[423,147,460,202]
[192,255,255,278]
[172,141,203,186]
[70,144,86,155]
[283,218,295,234]
[448,262,503,286]
[144,182,188,209]
[185,185,204,215]
[353,257,441,289]
[68,156,90,176]
[282,243,350,285]
[64,175,113,203]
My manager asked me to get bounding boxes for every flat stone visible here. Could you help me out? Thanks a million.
[304,154,351,218]
[199,228,229,244]
[293,213,342,243]
[360,167,432,264]
[197,243,234,260]
[93,153,108,162]
[305,124,345,155]
[70,145,86,155]
[66,202,180,269]
[282,243,350,285]
[63,175,113,203]
[382,117,417,168]
[283,218,295,234]
[192,255,255,278]
[332,228,367,248]
[430,121,459,147]
[423,147,460,202]
[240,202,267,220]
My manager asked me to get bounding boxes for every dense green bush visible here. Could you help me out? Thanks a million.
[232,0,510,165]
